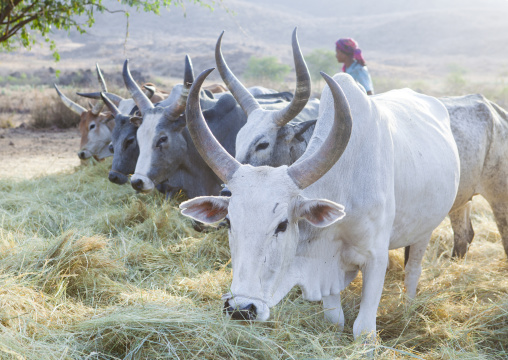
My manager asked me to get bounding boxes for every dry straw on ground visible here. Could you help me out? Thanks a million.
[0,160,507,359]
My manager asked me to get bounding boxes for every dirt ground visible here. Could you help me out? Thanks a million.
[0,126,81,180]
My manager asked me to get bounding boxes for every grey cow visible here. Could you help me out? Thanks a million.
[106,56,316,200]
[102,56,218,192]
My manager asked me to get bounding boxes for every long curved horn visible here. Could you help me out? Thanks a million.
[96,63,108,92]
[287,72,353,189]
[271,28,311,126]
[54,84,86,115]
[123,59,154,115]
[164,55,194,120]
[215,31,260,116]
[76,91,125,106]
[90,63,107,115]
[100,92,121,118]
[186,68,240,183]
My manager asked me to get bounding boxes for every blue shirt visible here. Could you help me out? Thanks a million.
[345,60,374,94]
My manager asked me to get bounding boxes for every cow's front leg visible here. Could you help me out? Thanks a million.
[322,293,344,330]
[353,251,388,341]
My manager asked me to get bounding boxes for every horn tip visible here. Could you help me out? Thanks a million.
[217,31,225,44]
[320,72,338,89]
[320,71,329,78]
[185,54,193,68]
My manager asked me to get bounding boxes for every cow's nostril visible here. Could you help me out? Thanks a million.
[131,178,144,191]
[108,172,118,183]
[78,151,86,159]
[224,300,257,321]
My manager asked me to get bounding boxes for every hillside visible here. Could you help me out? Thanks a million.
[2,0,508,86]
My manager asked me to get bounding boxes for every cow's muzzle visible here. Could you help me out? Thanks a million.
[222,294,270,321]
[78,149,92,160]
[224,300,257,321]
[131,174,154,193]
[108,170,128,185]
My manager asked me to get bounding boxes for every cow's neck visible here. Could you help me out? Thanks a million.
[287,223,349,302]
[178,129,222,198]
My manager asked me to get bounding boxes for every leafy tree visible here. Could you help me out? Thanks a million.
[0,0,216,60]
[243,56,291,83]
[305,49,338,82]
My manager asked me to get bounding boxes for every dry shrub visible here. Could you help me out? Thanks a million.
[0,117,14,129]
[30,91,81,129]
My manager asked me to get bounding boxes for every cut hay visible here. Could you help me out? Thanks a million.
[0,162,507,359]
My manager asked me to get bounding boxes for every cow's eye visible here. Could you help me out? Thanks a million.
[123,137,135,149]
[275,220,288,234]
[89,123,96,130]
[255,142,269,151]
[108,142,114,153]
[157,136,168,148]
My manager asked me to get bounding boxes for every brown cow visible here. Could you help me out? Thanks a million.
[142,83,169,103]
[55,64,115,160]
[57,64,170,161]
[203,83,228,94]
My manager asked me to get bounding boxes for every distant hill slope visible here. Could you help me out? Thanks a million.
[3,0,508,82]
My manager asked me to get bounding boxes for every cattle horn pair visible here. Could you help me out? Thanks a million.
[71,63,109,115]
[123,56,194,120]
[186,69,352,188]
[216,27,311,127]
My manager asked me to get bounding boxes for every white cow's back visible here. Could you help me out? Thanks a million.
[300,74,459,250]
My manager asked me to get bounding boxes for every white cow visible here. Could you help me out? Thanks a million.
[180,56,460,340]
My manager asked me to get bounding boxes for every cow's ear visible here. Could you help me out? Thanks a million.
[130,116,143,128]
[295,197,345,227]
[180,196,230,224]
[293,120,317,142]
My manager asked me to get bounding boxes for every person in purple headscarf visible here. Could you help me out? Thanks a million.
[335,38,374,95]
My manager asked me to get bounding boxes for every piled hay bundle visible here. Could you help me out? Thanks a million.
[0,161,506,359]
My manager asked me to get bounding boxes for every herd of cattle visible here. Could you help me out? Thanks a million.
[53,29,508,340]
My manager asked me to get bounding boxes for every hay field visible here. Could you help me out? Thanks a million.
[0,155,507,359]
